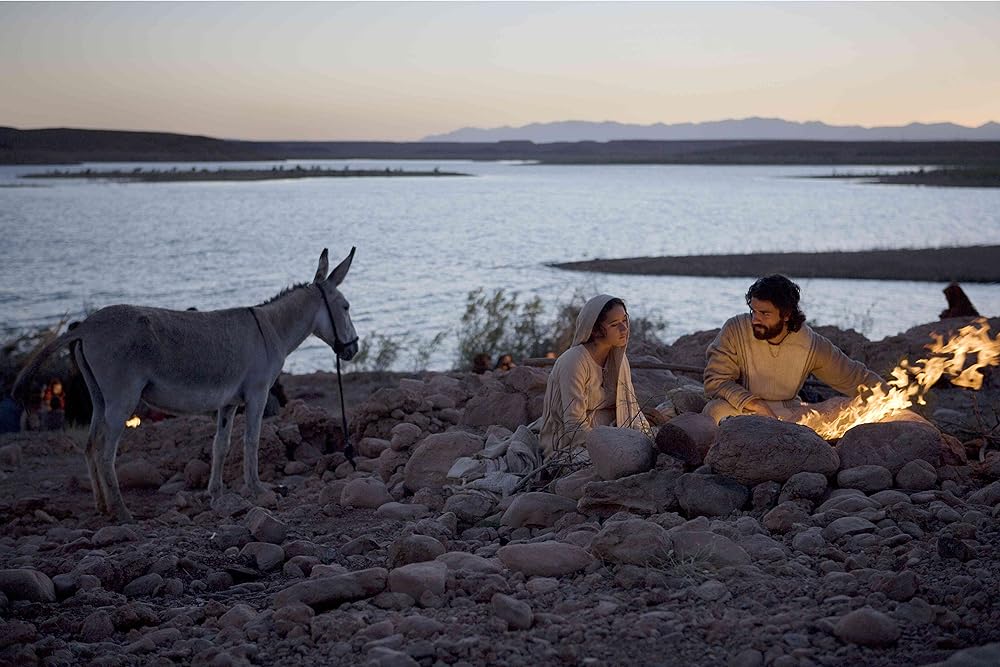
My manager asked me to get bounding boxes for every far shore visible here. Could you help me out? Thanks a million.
[551,245,1000,283]
[812,166,1000,188]
[21,166,471,183]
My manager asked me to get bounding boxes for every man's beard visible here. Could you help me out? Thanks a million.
[753,322,785,341]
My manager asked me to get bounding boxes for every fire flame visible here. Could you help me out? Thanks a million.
[125,415,141,428]
[797,318,999,440]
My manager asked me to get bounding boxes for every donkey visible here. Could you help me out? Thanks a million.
[14,247,358,522]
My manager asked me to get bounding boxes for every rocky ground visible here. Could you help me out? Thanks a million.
[2,317,1000,667]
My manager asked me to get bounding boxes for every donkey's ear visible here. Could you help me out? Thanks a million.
[313,248,330,283]
[327,247,356,286]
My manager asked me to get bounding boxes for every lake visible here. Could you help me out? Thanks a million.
[2,160,999,373]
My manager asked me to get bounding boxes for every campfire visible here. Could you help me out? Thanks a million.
[797,318,1000,440]
[125,415,141,428]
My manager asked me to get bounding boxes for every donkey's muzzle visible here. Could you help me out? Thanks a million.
[335,338,359,361]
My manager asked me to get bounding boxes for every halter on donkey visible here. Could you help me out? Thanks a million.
[13,247,359,522]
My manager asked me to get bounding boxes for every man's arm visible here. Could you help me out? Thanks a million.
[809,334,884,397]
[704,321,756,412]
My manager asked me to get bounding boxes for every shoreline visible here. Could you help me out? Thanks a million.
[21,166,470,183]
[812,166,1000,188]
[551,245,1000,283]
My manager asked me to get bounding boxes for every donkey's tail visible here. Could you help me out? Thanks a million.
[11,328,82,406]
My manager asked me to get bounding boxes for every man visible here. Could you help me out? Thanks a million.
[702,274,882,424]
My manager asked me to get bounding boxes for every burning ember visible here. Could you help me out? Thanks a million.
[125,415,141,428]
[797,318,1000,440]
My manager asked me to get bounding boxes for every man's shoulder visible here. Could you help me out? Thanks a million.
[721,313,752,334]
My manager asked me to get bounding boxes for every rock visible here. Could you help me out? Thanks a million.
[497,542,595,577]
[123,573,163,597]
[390,423,423,451]
[577,469,680,517]
[836,420,943,473]
[751,481,782,511]
[116,458,165,489]
[501,492,579,529]
[436,551,503,574]
[241,542,285,571]
[0,444,22,467]
[388,561,447,601]
[218,603,258,630]
[211,524,252,551]
[80,610,115,642]
[763,502,811,534]
[0,569,56,602]
[246,507,288,544]
[667,385,709,415]
[790,527,827,556]
[377,449,410,483]
[667,529,750,567]
[183,459,210,489]
[551,467,599,501]
[655,413,718,466]
[492,592,533,630]
[388,534,446,568]
[211,492,253,518]
[895,459,937,490]
[705,416,839,486]
[778,471,828,504]
[586,426,655,480]
[968,481,1000,507]
[834,606,900,647]
[837,465,893,493]
[377,502,431,521]
[934,643,1000,667]
[461,391,527,431]
[341,477,393,509]
[92,525,139,546]
[443,493,496,525]
[403,432,484,492]
[877,569,919,602]
[822,516,877,542]
[675,473,749,517]
[272,568,388,610]
[938,536,977,562]
[589,518,673,565]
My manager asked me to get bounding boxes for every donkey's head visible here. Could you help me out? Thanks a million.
[313,247,359,360]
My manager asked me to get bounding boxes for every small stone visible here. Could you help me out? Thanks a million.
[0,568,56,602]
[491,592,533,630]
[834,606,900,647]
[123,573,163,598]
[241,542,286,571]
[246,507,288,544]
[895,460,937,491]
[837,465,893,494]
[80,610,115,642]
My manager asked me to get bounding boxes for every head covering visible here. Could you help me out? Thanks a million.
[538,295,651,458]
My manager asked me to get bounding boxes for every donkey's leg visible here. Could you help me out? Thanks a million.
[97,414,133,523]
[241,393,269,499]
[207,404,238,501]
[76,345,108,514]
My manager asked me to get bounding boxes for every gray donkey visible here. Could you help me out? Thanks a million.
[14,247,358,522]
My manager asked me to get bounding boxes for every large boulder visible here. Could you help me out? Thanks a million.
[586,426,655,480]
[0,569,56,602]
[403,432,484,493]
[655,413,718,466]
[497,542,594,577]
[836,419,943,474]
[704,416,839,486]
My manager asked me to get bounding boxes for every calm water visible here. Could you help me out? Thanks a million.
[2,160,999,373]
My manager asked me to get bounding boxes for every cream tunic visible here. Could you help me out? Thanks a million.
[703,314,883,415]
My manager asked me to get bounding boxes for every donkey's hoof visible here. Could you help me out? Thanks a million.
[112,508,135,524]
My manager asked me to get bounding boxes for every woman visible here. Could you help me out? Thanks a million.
[539,294,650,459]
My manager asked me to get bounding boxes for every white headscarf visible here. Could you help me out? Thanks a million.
[539,294,651,457]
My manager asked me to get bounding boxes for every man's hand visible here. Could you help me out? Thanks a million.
[744,398,778,419]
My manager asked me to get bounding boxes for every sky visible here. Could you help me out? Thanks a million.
[2,1,999,141]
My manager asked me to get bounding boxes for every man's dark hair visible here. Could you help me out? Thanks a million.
[746,275,806,332]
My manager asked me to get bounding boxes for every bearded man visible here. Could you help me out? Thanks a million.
[702,274,883,424]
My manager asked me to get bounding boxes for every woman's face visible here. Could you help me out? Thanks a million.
[595,304,629,347]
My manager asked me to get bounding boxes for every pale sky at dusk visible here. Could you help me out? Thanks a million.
[2,1,999,141]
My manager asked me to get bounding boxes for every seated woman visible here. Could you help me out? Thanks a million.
[539,294,650,459]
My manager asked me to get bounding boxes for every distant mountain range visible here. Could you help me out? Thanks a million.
[422,117,1000,143]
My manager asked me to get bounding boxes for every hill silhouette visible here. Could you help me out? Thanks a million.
[2,126,1000,166]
